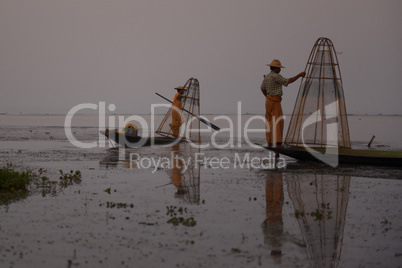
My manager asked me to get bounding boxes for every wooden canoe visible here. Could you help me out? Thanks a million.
[258,144,402,167]
[100,129,183,148]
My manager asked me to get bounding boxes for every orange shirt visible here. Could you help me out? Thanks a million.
[173,93,182,108]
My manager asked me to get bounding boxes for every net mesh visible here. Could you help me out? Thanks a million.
[156,78,201,143]
[285,37,351,148]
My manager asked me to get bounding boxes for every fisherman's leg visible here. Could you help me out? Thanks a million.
[171,110,181,137]
[273,103,284,144]
[268,98,283,145]
[265,98,273,145]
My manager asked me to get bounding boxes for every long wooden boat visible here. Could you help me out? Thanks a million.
[258,144,402,167]
[100,129,183,148]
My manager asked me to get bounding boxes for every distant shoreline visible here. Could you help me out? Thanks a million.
[1,113,401,116]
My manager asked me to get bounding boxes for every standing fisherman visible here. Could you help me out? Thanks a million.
[261,59,305,147]
[169,86,196,137]
[169,86,186,137]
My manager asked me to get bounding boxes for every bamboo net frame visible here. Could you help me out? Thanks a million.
[285,37,351,148]
[156,78,201,143]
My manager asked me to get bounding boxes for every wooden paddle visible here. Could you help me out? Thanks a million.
[155,92,220,131]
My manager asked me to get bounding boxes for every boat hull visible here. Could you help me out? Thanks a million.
[100,130,182,148]
[259,144,402,167]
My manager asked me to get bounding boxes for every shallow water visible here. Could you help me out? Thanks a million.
[0,114,401,267]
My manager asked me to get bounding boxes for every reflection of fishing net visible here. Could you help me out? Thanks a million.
[287,174,350,268]
[173,162,200,204]
[167,144,201,204]
[285,38,350,148]
[156,78,201,143]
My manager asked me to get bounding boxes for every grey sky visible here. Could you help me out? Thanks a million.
[1,0,401,115]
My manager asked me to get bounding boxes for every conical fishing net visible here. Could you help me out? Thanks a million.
[285,37,351,148]
[156,78,201,143]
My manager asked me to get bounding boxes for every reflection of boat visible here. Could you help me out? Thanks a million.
[100,129,182,148]
[258,144,402,167]
[99,147,120,168]
[99,147,139,168]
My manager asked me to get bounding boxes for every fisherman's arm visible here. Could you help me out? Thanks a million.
[288,72,306,84]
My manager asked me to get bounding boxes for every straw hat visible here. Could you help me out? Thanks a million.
[266,59,285,68]
[174,86,186,91]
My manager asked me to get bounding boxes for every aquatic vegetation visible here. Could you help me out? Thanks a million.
[0,164,31,191]
[99,201,134,209]
[0,164,82,206]
[166,205,196,226]
[167,216,196,227]
[104,187,117,194]
[33,168,82,196]
[308,203,333,221]
[294,210,305,219]
[381,218,390,225]
[310,209,323,221]
[294,203,333,221]
[33,168,58,196]
[166,205,187,217]
[381,218,392,233]
[59,170,81,188]
[0,164,31,205]
[231,248,241,254]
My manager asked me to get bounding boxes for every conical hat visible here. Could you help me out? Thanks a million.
[266,59,285,68]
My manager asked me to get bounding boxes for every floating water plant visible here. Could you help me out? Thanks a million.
[0,164,31,205]
[59,170,81,188]
[100,201,134,209]
[167,216,196,227]
[0,164,30,191]
[0,164,82,205]
[295,210,305,219]
[310,209,324,221]
[165,205,196,226]
[166,205,187,216]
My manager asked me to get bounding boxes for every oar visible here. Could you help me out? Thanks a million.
[155,92,220,131]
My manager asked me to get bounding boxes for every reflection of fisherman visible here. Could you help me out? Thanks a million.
[262,173,284,258]
[261,59,305,146]
[169,86,190,137]
[169,144,201,204]
[171,144,186,197]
